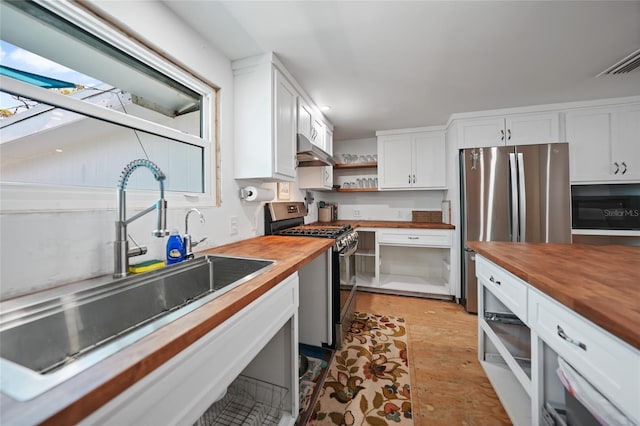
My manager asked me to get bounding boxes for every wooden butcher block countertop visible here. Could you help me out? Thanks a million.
[314,220,455,229]
[1,236,333,426]
[467,241,640,350]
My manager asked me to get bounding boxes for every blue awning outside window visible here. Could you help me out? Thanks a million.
[0,65,76,89]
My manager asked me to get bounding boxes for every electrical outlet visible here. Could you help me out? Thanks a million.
[229,216,238,236]
[353,209,361,217]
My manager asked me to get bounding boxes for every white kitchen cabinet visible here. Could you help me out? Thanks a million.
[324,126,333,155]
[233,54,297,181]
[477,256,533,425]
[566,102,640,183]
[356,228,453,297]
[298,165,333,190]
[81,273,300,426]
[312,115,326,151]
[377,127,446,190]
[528,288,639,423]
[477,255,640,426]
[298,99,313,142]
[457,112,560,149]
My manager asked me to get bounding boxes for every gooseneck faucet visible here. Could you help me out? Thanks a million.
[184,208,206,259]
[114,159,169,278]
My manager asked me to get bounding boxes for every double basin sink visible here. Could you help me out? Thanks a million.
[0,254,273,401]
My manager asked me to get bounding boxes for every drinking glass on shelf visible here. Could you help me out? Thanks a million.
[372,154,378,161]
[341,154,349,164]
[366,155,374,162]
[343,182,351,189]
[356,178,363,188]
[359,155,367,163]
[373,177,378,187]
[368,177,375,188]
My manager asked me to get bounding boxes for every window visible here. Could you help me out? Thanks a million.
[0,0,217,210]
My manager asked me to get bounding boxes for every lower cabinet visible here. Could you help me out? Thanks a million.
[477,256,639,426]
[355,228,453,297]
[80,273,299,426]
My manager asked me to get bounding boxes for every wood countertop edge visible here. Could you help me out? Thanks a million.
[311,220,455,230]
[467,241,640,350]
[1,236,334,426]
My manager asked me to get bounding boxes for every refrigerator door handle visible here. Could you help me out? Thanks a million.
[517,152,526,242]
[509,153,519,242]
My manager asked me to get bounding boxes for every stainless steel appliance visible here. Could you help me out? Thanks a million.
[571,184,640,246]
[264,202,358,348]
[571,185,640,231]
[460,143,572,313]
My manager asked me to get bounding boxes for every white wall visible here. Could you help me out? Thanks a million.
[0,2,269,298]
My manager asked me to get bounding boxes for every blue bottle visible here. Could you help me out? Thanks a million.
[166,229,185,265]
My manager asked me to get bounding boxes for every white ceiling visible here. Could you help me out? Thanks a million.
[164,1,640,141]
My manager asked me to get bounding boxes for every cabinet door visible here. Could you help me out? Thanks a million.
[612,104,640,181]
[505,113,560,146]
[566,108,613,183]
[457,117,506,149]
[311,116,325,150]
[324,126,333,155]
[378,134,412,189]
[273,70,297,179]
[298,100,313,140]
[413,132,446,189]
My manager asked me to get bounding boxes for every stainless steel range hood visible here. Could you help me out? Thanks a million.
[296,134,335,167]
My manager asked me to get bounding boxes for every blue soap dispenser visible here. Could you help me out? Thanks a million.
[166,229,185,264]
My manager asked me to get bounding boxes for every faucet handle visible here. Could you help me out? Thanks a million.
[192,237,207,248]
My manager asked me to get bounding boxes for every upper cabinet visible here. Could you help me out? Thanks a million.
[377,127,446,190]
[297,98,326,151]
[456,112,560,149]
[233,54,297,181]
[566,102,640,183]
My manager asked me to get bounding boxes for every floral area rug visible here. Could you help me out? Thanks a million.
[307,313,413,425]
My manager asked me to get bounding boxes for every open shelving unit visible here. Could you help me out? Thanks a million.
[333,162,378,192]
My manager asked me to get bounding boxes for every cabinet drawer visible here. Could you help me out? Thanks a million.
[476,256,527,321]
[378,229,452,247]
[529,289,640,423]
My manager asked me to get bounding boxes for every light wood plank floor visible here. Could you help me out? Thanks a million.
[355,292,511,426]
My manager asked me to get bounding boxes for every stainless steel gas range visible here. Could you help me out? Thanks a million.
[265,202,358,349]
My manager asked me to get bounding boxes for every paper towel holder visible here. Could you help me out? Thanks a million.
[239,187,253,200]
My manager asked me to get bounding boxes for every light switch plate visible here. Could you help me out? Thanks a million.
[229,216,238,235]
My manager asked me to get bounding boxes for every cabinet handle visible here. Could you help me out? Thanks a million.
[507,128,512,140]
[614,162,620,174]
[412,174,416,184]
[557,325,587,351]
[489,275,501,285]
[408,174,411,184]
[500,129,505,141]
[408,236,419,240]
[622,162,627,174]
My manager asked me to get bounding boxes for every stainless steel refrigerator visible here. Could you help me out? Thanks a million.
[460,143,572,313]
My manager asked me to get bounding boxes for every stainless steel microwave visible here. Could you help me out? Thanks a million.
[572,195,640,230]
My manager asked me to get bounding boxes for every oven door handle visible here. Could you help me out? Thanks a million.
[339,244,358,258]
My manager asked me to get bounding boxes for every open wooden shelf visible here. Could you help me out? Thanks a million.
[334,162,377,169]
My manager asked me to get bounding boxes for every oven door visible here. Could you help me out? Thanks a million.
[337,243,357,347]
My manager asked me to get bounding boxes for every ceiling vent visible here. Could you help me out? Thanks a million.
[597,48,640,76]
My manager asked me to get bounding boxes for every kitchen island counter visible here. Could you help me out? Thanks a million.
[1,236,333,426]
[467,241,640,350]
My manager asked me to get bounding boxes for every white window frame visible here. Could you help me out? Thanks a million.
[0,0,217,212]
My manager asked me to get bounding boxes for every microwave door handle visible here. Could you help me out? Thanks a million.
[517,152,526,242]
[509,153,519,242]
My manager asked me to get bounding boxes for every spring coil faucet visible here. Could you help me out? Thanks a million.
[114,159,169,278]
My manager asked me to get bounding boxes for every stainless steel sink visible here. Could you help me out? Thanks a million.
[0,254,273,401]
